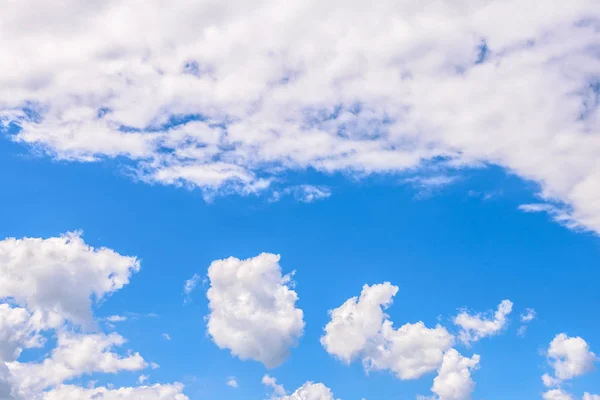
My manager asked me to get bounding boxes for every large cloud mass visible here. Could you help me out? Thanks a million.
[1,0,599,231]
[206,253,305,368]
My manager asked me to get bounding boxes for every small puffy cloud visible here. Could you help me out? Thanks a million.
[583,394,600,400]
[262,374,286,396]
[138,375,149,384]
[542,389,574,400]
[276,382,338,400]
[543,333,597,386]
[321,283,453,380]
[42,383,189,400]
[428,349,480,400]
[206,253,305,368]
[263,376,338,400]
[454,300,513,344]
[0,231,140,328]
[226,377,238,388]
[162,333,172,341]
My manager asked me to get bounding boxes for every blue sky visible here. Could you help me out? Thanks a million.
[1,129,599,399]
[1,2,600,400]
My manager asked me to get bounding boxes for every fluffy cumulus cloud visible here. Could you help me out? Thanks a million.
[321,283,454,380]
[542,389,575,400]
[263,375,338,400]
[0,305,44,362]
[0,232,188,400]
[584,394,600,400]
[276,382,338,400]
[542,333,597,387]
[206,253,305,368]
[428,349,480,400]
[0,231,140,328]
[454,300,513,344]
[1,0,599,232]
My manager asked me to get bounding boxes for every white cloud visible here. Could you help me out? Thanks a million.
[454,300,513,344]
[517,308,536,336]
[428,349,480,400]
[206,253,304,368]
[1,0,600,233]
[321,283,454,380]
[543,333,597,386]
[583,394,600,400]
[521,308,536,323]
[275,382,338,400]
[183,273,201,302]
[519,204,585,232]
[7,331,148,396]
[542,389,574,400]
[262,374,286,397]
[106,315,128,323]
[42,383,188,400]
[0,233,187,399]
[273,185,332,203]
[0,305,44,362]
[226,377,238,388]
[0,231,140,328]
[162,333,172,341]
[138,374,149,384]
[262,375,338,400]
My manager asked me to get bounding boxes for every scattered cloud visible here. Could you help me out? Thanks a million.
[405,175,459,199]
[105,315,128,323]
[517,308,536,336]
[206,253,304,368]
[183,274,201,303]
[467,190,502,201]
[321,283,454,380]
[138,374,149,384]
[162,333,172,341]
[226,377,238,389]
[262,374,286,397]
[272,185,332,203]
[454,300,513,345]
